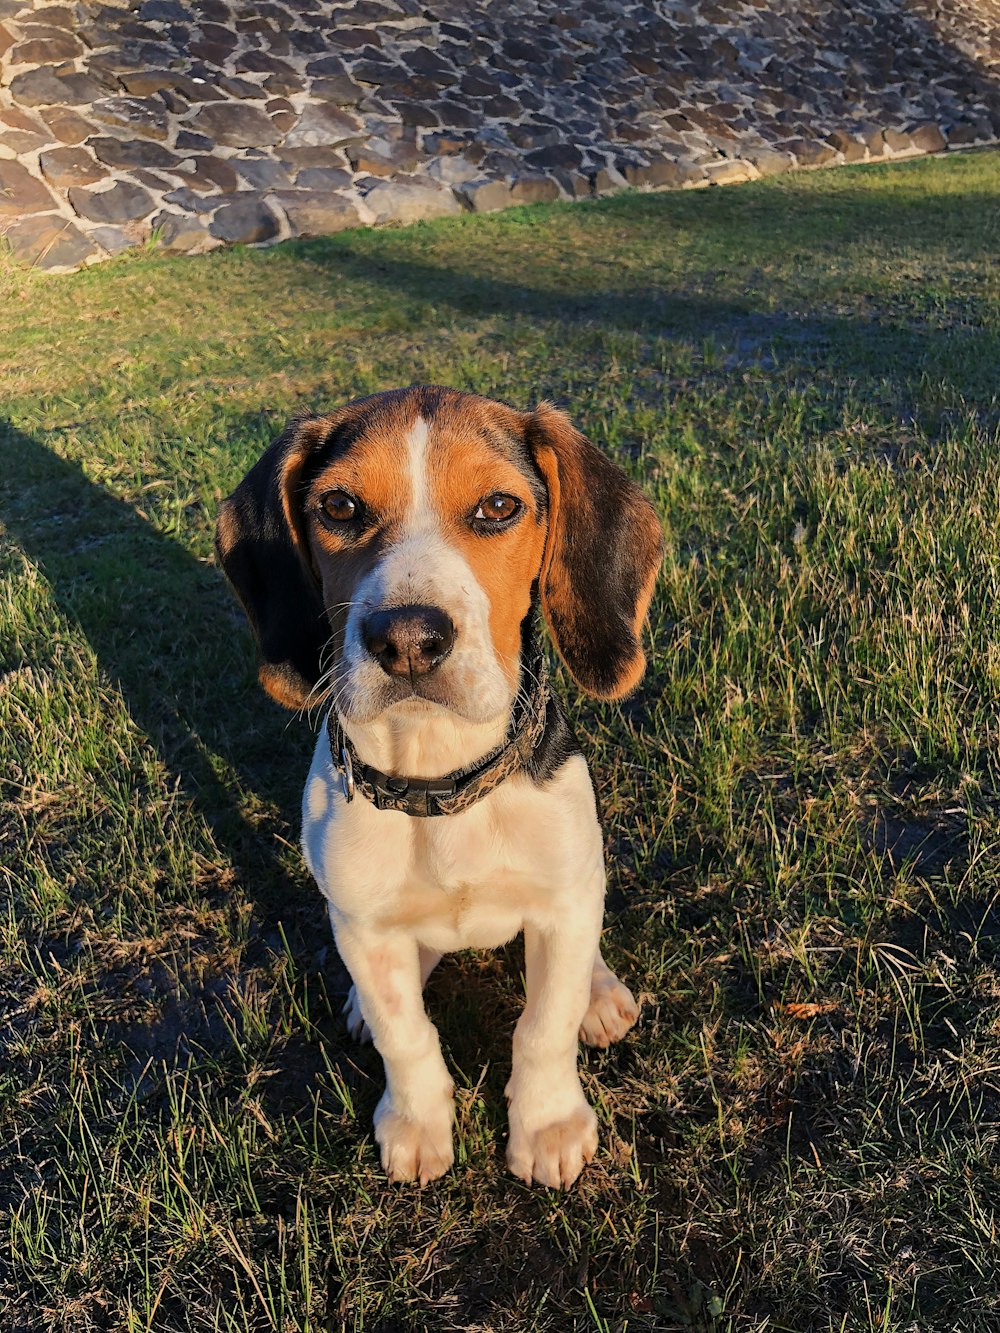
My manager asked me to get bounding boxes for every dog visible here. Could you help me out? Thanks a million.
[216,386,662,1188]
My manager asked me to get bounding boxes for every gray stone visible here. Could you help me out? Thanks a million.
[268,189,364,237]
[209,197,281,243]
[748,148,797,175]
[89,226,137,256]
[88,137,181,170]
[704,158,758,185]
[362,178,462,224]
[296,167,354,190]
[283,104,366,149]
[2,214,98,271]
[152,211,217,253]
[68,182,154,224]
[234,157,293,189]
[184,102,282,148]
[8,69,108,107]
[312,74,366,106]
[424,155,481,186]
[0,162,57,216]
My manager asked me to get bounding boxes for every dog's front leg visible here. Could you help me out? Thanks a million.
[334,924,454,1185]
[505,877,604,1189]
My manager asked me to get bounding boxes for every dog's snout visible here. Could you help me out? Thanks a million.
[363,604,456,677]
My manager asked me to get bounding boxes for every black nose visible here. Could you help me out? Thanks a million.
[362,604,456,677]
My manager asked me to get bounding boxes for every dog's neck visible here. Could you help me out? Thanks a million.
[340,703,510,782]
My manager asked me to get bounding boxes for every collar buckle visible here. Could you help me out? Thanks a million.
[338,745,355,802]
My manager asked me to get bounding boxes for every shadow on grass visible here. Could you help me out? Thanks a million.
[0,418,318,939]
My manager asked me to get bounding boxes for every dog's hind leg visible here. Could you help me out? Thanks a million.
[578,947,640,1048]
[343,945,442,1044]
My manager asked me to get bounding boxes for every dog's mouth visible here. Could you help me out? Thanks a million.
[332,662,511,727]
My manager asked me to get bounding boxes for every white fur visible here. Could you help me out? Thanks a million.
[301,413,640,1188]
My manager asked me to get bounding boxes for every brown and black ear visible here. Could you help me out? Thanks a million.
[215,416,331,710]
[526,402,663,700]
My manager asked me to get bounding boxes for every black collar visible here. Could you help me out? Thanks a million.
[327,649,550,817]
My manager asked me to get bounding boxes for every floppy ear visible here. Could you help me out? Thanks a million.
[215,416,332,710]
[526,402,663,700]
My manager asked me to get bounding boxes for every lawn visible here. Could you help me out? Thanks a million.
[2,148,1000,1332]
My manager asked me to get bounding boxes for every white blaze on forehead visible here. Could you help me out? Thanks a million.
[337,410,515,725]
[404,415,435,531]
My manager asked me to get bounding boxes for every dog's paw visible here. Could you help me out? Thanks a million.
[579,973,639,1048]
[506,1099,598,1190]
[374,1094,454,1185]
[342,985,372,1044]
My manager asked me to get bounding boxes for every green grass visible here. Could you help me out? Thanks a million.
[2,148,1000,1331]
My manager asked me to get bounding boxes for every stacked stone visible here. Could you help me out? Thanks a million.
[0,0,998,271]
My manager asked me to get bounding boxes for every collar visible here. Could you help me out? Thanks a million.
[327,648,550,817]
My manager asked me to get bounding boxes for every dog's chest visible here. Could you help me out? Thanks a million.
[302,735,601,951]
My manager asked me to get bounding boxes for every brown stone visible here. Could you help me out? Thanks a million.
[825,131,866,163]
[0,162,57,216]
[509,174,561,205]
[268,189,363,237]
[909,122,946,154]
[173,156,241,193]
[184,102,282,148]
[457,177,511,212]
[38,146,104,189]
[1,214,98,271]
[39,106,94,144]
[624,157,691,189]
[348,142,424,175]
[118,70,207,100]
[90,98,169,141]
[68,181,154,224]
[783,138,838,167]
[0,107,47,136]
[882,128,915,154]
[9,32,84,62]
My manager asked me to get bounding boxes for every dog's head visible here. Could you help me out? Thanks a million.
[216,387,663,725]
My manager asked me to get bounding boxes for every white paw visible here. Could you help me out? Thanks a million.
[374,1091,455,1185]
[342,985,372,1044]
[579,974,640,1048]
[506,1099,599,1189]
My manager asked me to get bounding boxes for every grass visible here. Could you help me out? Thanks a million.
[2,148,1000,1331]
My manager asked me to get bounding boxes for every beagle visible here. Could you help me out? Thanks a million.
[216,386,662,1189]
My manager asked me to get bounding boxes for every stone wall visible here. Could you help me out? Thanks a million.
[1,0,998,271]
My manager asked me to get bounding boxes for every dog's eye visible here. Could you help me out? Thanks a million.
[321,490,358,523]
[473,493,521,524]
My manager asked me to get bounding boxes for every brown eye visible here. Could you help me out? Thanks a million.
[473,493,521,524]
[321,490,358,523]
